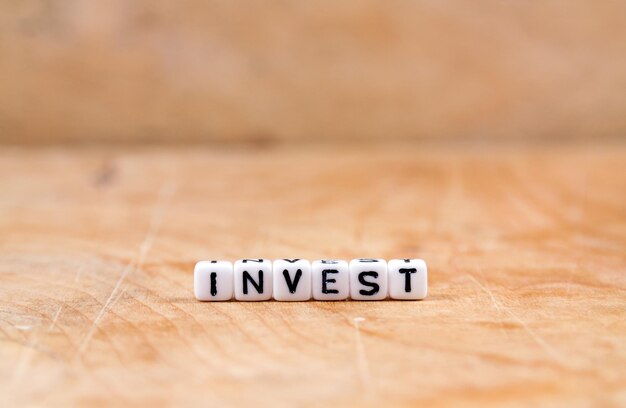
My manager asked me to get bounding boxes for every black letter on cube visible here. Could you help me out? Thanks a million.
[358,271,380,296]
[210,272,218,296]
[243,270,263,294]
[321,270,339,294]
[283,269,303,293]
[399,268,417,292]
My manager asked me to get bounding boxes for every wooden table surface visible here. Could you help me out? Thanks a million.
[1,142,625,407]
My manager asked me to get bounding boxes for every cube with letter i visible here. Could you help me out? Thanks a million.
[194,260,234,301]
[388,259,427,300]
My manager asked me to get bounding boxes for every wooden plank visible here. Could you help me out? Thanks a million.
[0,143,625,406]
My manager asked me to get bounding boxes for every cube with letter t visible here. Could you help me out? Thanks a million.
[388,258,427,300]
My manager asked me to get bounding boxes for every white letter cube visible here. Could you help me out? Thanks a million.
[234,259,273,301]
[388,259,427,300]
[194,260,233,301]
[349,259,388,300]
[311,260,349,300]
[273,259,312,301]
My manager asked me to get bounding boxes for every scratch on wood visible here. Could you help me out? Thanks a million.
[76,182,176,356]
[74,264,85,283]
[11,329,39,384]
[48,306,63,331]
[464,272,510,339]
[352,316,371,387]
[565,258,579,295]
[466,273,569,367]
[498,166,552,228]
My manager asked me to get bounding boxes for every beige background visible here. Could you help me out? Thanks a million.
[1,3,626,407]
[1,0,625,144]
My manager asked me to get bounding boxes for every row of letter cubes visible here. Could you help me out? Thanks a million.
[194,258,427,301]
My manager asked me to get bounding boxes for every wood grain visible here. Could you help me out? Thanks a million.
[0,142,625,406]
[1,1,626,144]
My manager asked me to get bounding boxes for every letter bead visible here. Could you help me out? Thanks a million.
[311,260,349,300]
[273,259,312,301]
[194,260,234,301]
[388,259,428,300]
[349,259,388,300]
[234,259,273,301]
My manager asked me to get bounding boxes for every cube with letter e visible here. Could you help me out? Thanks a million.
[312,259,349,300]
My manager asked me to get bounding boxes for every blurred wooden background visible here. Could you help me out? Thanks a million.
[1,3,626,407]
[1,0,625,144]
